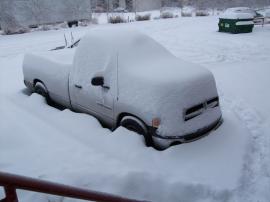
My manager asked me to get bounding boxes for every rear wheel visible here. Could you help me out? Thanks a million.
[120,116,153,147]
[34,82,50,103]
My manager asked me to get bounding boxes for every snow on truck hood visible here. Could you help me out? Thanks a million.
[120,56,220,137]
[75,28,221,137]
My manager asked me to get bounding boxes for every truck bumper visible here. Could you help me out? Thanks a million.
[150,116,223,149]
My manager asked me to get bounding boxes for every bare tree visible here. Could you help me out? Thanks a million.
[125,0,134,11]
[25,0,52,25]
[0,0,25,34]
[59,0,92,22]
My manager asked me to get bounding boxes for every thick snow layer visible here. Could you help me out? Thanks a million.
[221,7,256,19]
[72,28,221,136]
[220,12,254,19]
[1,16,270,202]
[225,7,251,12]
[23,50,74,107]
[32,48,76,64]
[222,7,257,18]
[235,21,254,25]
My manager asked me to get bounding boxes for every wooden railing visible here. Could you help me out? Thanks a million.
[0,172,149,202]
[254,17,270,27]
[254,17,265,26]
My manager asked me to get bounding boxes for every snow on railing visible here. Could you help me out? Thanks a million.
[0,171,149,202]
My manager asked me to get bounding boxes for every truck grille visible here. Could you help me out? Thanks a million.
[184,97,219,121]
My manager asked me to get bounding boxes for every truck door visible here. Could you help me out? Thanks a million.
[69,53,117,126]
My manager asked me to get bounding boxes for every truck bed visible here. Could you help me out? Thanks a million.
[23,49,75,108]
[37,49,75,64]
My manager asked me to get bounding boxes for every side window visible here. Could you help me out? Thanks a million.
[72,37,117,94]
[72,39,109,85]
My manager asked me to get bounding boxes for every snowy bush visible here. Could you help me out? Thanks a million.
[1,18,29,35]
[181,11,192,17]
[2,27,29,35]
[78,20,92,27]
[108,16,126,24]
[39,25,52,31]
[58,22,68,29]
[196,10,210,17]
[90,18,99,25]
[160,11,174,19]
[135,14,151,21]
[31,22,68,32]
[0,3,29,35]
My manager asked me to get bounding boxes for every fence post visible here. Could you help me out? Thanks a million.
[1,186,18,202]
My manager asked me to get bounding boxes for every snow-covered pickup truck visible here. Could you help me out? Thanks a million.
[23,28,222,150]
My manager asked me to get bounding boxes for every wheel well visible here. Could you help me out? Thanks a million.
[117,113,153,148]
[33,79,43,86]
[116,113,148,128]
[33,79,48,94]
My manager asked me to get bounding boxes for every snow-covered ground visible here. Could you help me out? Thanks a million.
[1,16,270,202]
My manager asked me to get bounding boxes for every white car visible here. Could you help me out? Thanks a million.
[256,8,270,17]
[23,28,222,150]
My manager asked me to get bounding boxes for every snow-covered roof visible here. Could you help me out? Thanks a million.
[226,7,251,12]
[72,28,218,137]
[220,12,254,19]
[222,7,255,19]
[221,7,256,19]
[74,27,208,83]
[235,21,254,25]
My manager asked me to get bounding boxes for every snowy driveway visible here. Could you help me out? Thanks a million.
[1,17,270,202]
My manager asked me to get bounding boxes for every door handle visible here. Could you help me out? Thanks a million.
[102,85,110,90]
[74,84,82,89]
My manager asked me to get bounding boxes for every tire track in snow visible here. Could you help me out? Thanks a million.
[219,92,270,201]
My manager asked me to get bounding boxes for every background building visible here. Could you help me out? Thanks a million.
[0,0,92,33]
[91,0,163,12]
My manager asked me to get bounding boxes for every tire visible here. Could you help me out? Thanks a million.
[120,116,153,147]
[34,82,50,103]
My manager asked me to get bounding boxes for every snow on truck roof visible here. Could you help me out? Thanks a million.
[74,28,209,83]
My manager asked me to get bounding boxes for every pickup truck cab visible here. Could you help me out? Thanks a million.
[23,28,222,150]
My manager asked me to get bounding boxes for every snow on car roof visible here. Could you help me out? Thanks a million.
[76,27,209,83]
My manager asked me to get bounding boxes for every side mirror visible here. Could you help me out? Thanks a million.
[91,76,104,86]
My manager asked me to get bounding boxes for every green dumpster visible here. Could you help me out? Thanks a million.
[219,13,254,34]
